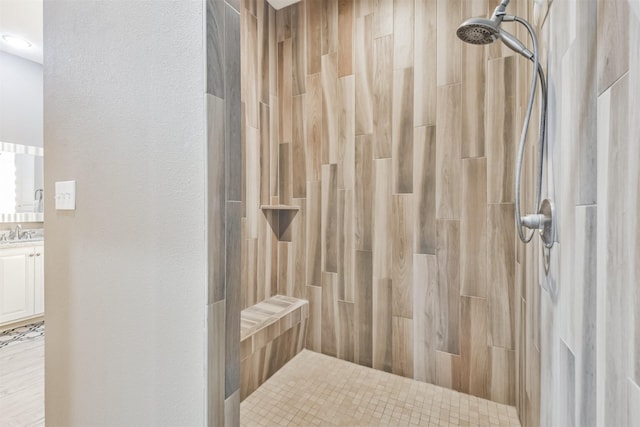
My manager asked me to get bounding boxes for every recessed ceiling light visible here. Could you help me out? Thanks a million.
[1,35,32,49]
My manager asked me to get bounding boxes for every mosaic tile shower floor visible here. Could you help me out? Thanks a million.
[240,350,521,427]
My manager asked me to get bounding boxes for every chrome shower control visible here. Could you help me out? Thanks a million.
[537,198,555,249]
[521,213,549,229]
[521,198,555,249]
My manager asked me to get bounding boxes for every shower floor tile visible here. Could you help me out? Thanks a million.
[240,350,521,427]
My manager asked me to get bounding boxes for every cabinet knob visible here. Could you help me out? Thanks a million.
[29,254,35,257]
[36,253,41,256]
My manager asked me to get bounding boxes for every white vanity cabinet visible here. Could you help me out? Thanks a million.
[0,244,44,325]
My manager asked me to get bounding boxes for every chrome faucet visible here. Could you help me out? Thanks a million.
[10,224,22,240]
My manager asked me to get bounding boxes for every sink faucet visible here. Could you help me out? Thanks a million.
[10,224,22,240]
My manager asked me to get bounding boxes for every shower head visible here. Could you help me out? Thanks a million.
[456,17,534,60]
[456,18,500,45]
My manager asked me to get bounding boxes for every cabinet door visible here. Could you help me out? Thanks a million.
[0,247,35,324]
[34,246,44,315]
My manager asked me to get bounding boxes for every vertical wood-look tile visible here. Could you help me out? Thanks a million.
[338,75,355,190]
[436,0,461,86]
[241,220,251,308]
[354,0,373,17]
[338,0,354,77]
[490,346,516,405]
[246,126,260,239]
[269,96,279,199]
[337,300,355,362]
[487,56,516,203]
[244,12,259,129]
[596,0,629,94]
[373,0,393,38]
[306,0,322,74]
[225,201,242,398]
[322,0,339,55]
[306,73,322,181]
[373,278,393,372]
[292,198,307,300]
[306,181,322,286]
[306,285,322,352]
[337,189,355,303]
[630,13,640,388]
[225,6,242,202]
[207,95,226,303]
[321,272,339,357]
[392,67,414,194]
[392,0,414,70]
[460,295,489,399]
[462,0,487,18]
[413,254,438,383]
[224,391,240,427]
[257,0,270,104]
[322,52,339,164]
[291,2,306,96]
[436,83,462,220]
[355,134,373,252]
[275,6,291,41]
[372,159,392,280]
[435,351,462,392]
[392,194,413,319]
[208,300,225,426]
[292,94,307,198]
[392,316,414,378]
[414,0,437,127]
[321,164,338,273]
[354,14,373,136]
[206,0,225,98]
[278,39,293,145]
[269,5,277,96]
[355,250,373,367]
[279,142,292,206]
[277,241,292,295]
[373,35,393,159]
[461,157,487,298]
[413,126,436,255]
[436,220,460,354]
[487,203,515,349]
[461,42,486,158]
[259,103,271,205]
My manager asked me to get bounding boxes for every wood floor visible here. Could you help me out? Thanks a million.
[0,334,44,427]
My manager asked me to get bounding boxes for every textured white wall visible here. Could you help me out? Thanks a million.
[43,1,207,426]
[0,51,43,147]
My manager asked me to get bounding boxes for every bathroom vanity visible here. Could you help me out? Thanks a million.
[0,142,45,327]
[0,239,44,326]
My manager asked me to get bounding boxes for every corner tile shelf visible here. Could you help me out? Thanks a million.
[260,205,300,240]
[260,205,300,211]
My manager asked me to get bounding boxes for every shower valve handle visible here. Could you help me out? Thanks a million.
[520,213,549,230]
[520,199,555,249]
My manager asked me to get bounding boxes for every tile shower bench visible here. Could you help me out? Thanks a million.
[240,295,308,400]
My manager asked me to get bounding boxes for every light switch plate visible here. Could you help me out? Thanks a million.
[55,181,76,210]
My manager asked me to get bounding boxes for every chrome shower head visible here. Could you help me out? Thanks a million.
[457,17,534,60]
[456,18,500,45]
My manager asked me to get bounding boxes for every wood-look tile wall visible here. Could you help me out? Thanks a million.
[517,1,640,426]
[240,0,520,405]
[206,0,242,425]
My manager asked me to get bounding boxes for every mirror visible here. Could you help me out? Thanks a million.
[0,142,44,223]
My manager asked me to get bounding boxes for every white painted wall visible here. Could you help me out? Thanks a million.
[0,51,43,147]
[43,1,207,426]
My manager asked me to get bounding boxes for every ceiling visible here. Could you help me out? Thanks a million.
[0,0,43,64]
